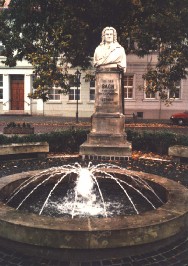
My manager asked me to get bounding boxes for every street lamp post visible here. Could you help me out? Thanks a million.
[74,69,81,124]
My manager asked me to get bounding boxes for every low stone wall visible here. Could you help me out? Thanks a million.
[168,145,188,162]
[0,142,49,158]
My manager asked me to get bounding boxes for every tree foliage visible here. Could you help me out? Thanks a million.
[133,0,188,101]
[0,0,187,101]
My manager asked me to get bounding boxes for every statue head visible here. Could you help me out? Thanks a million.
[101,27,117,45]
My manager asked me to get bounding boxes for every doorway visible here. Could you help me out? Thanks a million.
[10,75,24,110]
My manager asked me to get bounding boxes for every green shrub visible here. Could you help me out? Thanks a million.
[0,129,187,155]
[6,122,33,128]
[126,129,188,154]
[0,129,89,153]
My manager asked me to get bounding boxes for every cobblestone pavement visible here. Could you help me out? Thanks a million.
[0,236,188,265]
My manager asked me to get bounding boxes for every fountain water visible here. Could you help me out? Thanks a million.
[4,163,164,218]
[0,162,188,261]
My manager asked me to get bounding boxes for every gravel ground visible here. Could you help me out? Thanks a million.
[1,153,187,186]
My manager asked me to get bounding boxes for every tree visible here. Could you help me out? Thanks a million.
[0,0,187,101]
[131,0,188,101]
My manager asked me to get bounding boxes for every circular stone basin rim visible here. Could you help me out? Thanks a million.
[0,169,188,250]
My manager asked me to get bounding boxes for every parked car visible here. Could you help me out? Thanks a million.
[170,111,188,125]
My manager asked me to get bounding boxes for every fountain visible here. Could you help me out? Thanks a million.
[4,163,165,218]
[0,28,187,263]
[0,163,188,261]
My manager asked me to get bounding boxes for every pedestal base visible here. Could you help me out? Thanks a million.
[79,68,132,161]
[80,141,132,160]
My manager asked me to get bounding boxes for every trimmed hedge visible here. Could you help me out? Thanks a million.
[126,129,188,154]
[0,129,187,154]
[0,129,89,153]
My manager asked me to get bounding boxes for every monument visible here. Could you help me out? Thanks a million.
[80,27,132,160]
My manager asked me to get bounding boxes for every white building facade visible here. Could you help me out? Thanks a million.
[0,50,187,119]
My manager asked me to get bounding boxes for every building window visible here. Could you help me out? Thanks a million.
[69,87,80,101]
[90,80,95,101]
[145,90,156,99]
[144,80,156,99]
[169,81,181,99]
[48,87,61,100]
[137,112,143,118]
[124,75,134,99]
[68,76,80,101]
[0,75,3,99]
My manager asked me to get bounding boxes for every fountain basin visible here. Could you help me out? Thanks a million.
[0,168,188,260]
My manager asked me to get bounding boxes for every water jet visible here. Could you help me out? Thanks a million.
[0,165,187,261]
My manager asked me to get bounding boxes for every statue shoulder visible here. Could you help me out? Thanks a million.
[95,44,104,50]
[115,43,126,54]
[114,42,123,48]
[94,44,105,56]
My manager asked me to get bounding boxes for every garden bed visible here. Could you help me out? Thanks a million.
[3,122,34,135]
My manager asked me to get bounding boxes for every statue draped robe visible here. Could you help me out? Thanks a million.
[93,42,126,70]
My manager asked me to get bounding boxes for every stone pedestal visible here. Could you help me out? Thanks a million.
[80,68,132,160]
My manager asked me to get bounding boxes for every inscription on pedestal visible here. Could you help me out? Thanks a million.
[99,79,118,105]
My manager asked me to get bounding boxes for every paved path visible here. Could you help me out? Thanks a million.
[0,236,188,265]
[0,115,188,134]
[0,115,89,133]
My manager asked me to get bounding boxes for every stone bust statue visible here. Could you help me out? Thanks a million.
[93,27,126,71]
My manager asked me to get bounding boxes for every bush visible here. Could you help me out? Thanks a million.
[6,122,32,128]
[0,129,89,153]
[0,128,187,155]
[126,129,188,154]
